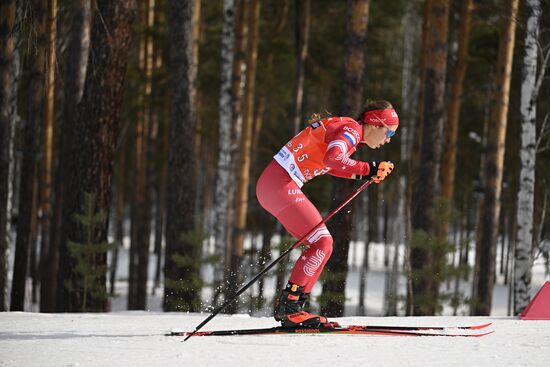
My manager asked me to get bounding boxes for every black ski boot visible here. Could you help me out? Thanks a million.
[274,283,327,328]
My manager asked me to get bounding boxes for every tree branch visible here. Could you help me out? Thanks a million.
[533,38,550,101]
[536,112,550,153]
[535,181,548,260]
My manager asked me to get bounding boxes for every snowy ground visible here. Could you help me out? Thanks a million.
[3,237,550,366]
[1,312,550,367]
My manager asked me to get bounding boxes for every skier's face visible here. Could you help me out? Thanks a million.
[362,123,397,149]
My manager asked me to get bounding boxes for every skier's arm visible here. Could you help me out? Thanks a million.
[327,169,356,179]
[322,123,372,178]
[322,123,394,182]
[323,147,371,178]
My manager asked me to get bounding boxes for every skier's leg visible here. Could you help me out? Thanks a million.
[270,204,333,291]
[256,161,332,326]
[270,203,333,326]
[256,160,334,292]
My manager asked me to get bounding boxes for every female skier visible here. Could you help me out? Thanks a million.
[255,99,398,327]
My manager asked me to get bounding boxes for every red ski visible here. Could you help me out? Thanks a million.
[170,322,493,337]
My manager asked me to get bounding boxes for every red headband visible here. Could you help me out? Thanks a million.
[362,109,399,126]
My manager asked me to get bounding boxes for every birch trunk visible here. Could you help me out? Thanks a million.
[0,0,17,311]
[514,0,541,315]
[224,0,249,275]
[212,0,235,306]
[226,0,260,313]
[400,1,420,316]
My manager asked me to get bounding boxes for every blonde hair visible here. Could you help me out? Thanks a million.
[307,109,333,123]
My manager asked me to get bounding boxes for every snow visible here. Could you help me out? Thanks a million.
[1,312,550,367]
[4,236,549,366]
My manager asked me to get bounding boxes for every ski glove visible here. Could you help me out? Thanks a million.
[353,161,394,183]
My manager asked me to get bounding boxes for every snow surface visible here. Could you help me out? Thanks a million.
[4,235,549,366]
[1,312,549,367]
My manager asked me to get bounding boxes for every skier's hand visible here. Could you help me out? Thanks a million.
[367,161,394,183]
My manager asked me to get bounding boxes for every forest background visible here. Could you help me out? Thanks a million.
[0,0,549,319]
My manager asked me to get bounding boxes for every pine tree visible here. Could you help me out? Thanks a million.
[409,0,449,316]
[58,0,136,312]
[321,0,370,317]
[46,0,91,311]
[163,0,200,312]
[473,0,519,316]
[11,0,47,311]
[65,193,115,311]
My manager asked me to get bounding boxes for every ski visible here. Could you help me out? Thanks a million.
[343,321,492,331]
[170,322,493,338]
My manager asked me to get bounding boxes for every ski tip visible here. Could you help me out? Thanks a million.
[468,322,493,330]
[470,330,495,337]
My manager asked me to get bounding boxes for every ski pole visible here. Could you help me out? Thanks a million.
[184,178,375,341]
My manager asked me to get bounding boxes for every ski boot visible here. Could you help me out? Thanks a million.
[274,283,327,328]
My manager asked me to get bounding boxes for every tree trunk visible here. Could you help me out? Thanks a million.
[153,100,169,296]
[163,0,199,312]
[58,0,136,312]
[111,139,126,296]
[212,0,235,307]
[45,0,91,312]
[0,0,17,311]
[385,182,401,316]
[473,0,519,316]
[11,0,47,311]
[37,0,58,312]
[224,0,249,283]
[357,190,368,315]
[514,0,541,315]
[256,224,272,310]
[409,0,449,316]
[134,0,156,311]
[150,0,168,298]
[39,0,57,309]
[292,0,310,135]
[405,0,428,316]
[322,0,370,318]
[440,0,473,224]
[410,0,432,168]
[226,0,260,314]
[128,2,147,309]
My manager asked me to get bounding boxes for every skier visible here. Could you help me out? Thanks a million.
[256,99,398,327]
